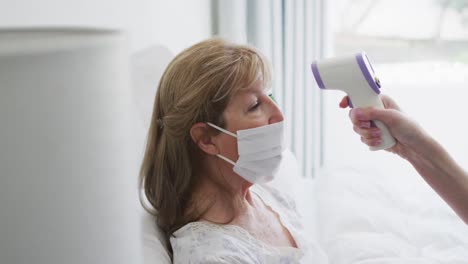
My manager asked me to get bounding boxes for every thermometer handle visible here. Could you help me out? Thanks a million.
[370,119,396,151]
[351,96,396,151]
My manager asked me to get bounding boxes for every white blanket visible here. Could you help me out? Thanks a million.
[316,166,468,263]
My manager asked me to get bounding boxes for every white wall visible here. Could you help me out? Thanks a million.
[0,0,212,53]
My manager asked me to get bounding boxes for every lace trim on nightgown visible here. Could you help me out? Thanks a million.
[170,184,328,264]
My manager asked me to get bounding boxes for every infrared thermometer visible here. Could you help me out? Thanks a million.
[311,52,396,151]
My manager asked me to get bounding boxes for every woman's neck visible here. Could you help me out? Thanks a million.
[191,173,255,223]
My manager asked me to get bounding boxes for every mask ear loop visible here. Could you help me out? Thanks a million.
[206,122,238,165]
[215,154,236,166]
[206,122,237,138]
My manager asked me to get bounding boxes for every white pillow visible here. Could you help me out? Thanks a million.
[131,45,173,132]
[140,207,171,264]
[131,45,174,264]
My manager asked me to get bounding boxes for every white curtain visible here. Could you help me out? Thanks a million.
[213,0,329,178]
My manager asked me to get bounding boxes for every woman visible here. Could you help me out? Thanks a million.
[340,95,468,224]
[140,38,327,263]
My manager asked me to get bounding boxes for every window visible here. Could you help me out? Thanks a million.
[324,0,468,173]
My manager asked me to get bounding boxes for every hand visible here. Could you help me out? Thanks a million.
[339,95,428,157]
[342,96,468,224]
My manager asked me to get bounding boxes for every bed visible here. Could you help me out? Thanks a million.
[132,45,468,264]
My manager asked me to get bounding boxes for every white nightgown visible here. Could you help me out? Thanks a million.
[170,184,328,263]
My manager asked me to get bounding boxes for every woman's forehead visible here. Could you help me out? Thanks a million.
[239,79,269,94]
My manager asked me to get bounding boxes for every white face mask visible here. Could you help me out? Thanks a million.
[206,121,285,184]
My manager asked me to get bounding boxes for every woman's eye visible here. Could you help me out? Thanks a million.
[249,102,260,111]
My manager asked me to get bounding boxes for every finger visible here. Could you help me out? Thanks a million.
[380,94,401,111]
[348,109,361,126]
[350,107,385,124]
[339,96,349,108]
[349,109,373,126]
[361,136,382,147]
[353,126,382,140]
[359,121,371,129]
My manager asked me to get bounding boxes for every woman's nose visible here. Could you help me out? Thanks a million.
[268,101,284,124]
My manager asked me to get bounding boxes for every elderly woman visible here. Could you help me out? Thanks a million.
[140,38,327,263]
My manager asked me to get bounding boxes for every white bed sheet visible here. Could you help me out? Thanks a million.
[316,166,468,263]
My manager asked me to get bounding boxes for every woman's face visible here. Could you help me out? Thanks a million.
[213,79,284,164]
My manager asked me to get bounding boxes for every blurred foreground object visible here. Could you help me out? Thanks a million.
[0,28,142,264]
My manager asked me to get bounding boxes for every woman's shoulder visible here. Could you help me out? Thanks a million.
[172,221,246,242]
[170,221,265,264]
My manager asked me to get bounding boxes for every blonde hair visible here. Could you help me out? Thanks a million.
[139,38,271,253]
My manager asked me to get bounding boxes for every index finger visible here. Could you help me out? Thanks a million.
[339,96,350,108]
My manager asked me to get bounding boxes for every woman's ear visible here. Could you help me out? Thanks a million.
[190,123,219,155]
